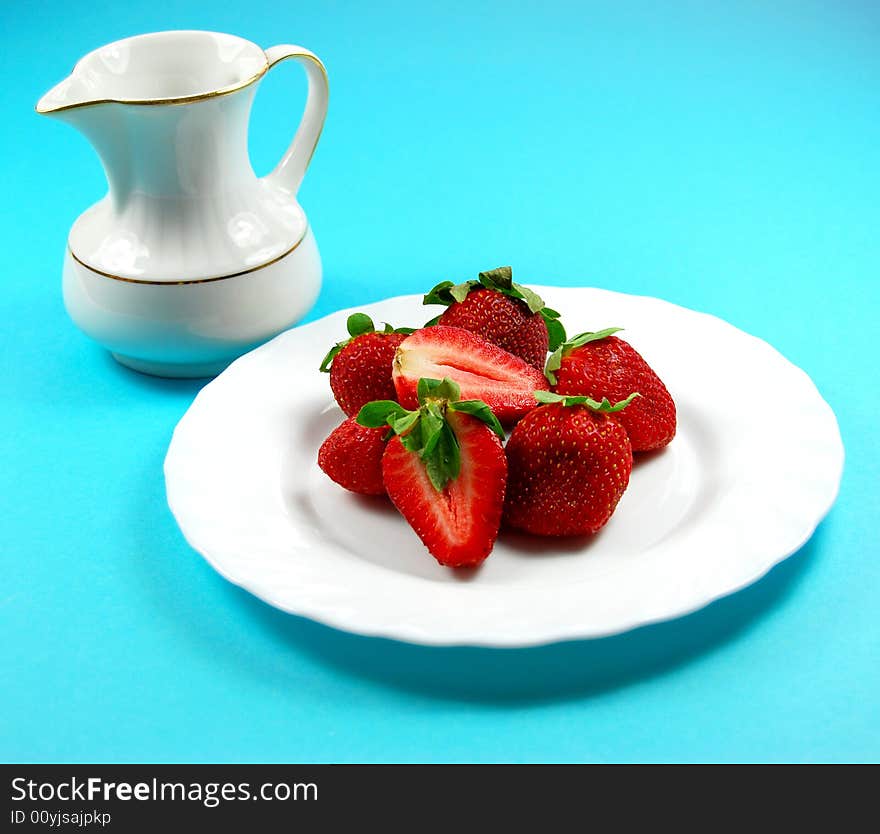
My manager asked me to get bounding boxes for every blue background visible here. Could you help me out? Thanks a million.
[2,0,878,762]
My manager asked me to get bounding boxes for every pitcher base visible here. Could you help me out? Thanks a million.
[112,353,231,379]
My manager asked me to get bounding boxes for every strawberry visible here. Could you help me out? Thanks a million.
[546,328,676,452]
[503,391,636,536]
[423,266,565,369]
[317,417,388,496]
[392,325,549,424]
[319,313,413,417]
[357,378,507,568]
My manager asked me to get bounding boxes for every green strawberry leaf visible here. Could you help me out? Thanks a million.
[420,406,445,458]
[534,390,640,412]
[543,345,564,385]
[448,281,475,303]
[423,280,481,307]
[380,322,415,335]
[423,314,443,327]
[538,306,566,351]
[477,266,546,313]
[544,315,567,352]
[347,312,375,338]
[515,284,545,315]
[356,400,410,428]
[477,266,514,291]
[398,420,424,453]
[424,423,461,491]
[416,377,433,403]
[450,400,506,439]
[390,409,420,436]
[564,327,624,351]
[319,341,346,373]
[422,281,457,307]
[417,376,462,405]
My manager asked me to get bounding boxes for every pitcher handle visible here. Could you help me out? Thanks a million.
[261,45,329,196]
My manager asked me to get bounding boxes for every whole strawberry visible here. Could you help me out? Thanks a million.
[503,391,636,536]
[547,328,676,452]
[320,313,413,417]
[358,378,507,568]
[423,266,565,369]
[318,417,388,496]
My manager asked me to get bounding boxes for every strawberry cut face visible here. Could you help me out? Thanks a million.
[392,326,548,424]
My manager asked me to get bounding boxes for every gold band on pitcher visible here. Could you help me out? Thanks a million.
[68,227,308,286]
[36,63,270,114]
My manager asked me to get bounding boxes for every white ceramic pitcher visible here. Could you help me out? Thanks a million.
[37,30,329,377]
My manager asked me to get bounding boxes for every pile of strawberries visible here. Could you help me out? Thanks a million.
[317,267,676,568]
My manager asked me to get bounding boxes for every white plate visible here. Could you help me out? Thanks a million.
[164,288,844,647]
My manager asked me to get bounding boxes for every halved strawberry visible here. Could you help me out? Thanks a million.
[357,378,507,568]
[392,326,548,424]
[423,267,566,370]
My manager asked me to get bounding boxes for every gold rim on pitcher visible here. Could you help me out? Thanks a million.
[68,226,309,286]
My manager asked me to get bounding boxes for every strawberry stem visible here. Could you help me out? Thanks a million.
[356,377,505,491]
[423,266,561,320]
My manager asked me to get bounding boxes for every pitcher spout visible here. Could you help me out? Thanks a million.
[37,30,268,116]
[37,71,116,115]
